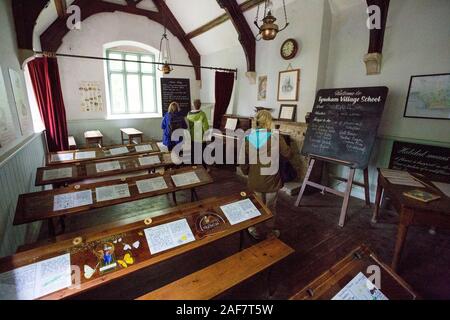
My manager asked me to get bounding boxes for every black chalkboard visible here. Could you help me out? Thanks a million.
[161,78,191,116]
[389,141,450,182]
[302,87,389,169]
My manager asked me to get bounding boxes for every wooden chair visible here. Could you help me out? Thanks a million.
[136,238,294,300]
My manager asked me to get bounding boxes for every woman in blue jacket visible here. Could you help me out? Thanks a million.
[161,102,187,151]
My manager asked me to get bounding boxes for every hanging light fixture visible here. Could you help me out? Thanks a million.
[158,0,173,74]
[254,0,289,41]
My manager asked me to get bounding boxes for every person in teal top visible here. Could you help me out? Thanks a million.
[186,99,210,168]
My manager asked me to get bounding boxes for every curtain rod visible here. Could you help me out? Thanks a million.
[33,51,238,75]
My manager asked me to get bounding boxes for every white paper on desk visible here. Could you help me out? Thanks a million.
[51,153,74,162]
[225,118,238,131]
[53,190,93,211]
[332,272,388,300]
[75,151,96,160]
[171,172,200,187]
[109,147,129,156]
[136,177,168,194]
[95,161,121,173]
[380,169,412,179]
[135,144,153,153]
[139,156,161,166]
[220,198,262,226]
[43,167,73,181]
[0,253,72,300]
[95,184,130,202]
[433,181,450,198]
[144,219,195,255]
[157,142,168,153]
[387,177,424,187]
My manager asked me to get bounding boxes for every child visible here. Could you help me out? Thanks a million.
[161,102,187,151]
[186,99,210,167]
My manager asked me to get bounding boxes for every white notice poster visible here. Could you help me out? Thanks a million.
[75,151,96,160]
[332,272,388,300]
[135,144,153,153]
[139,156,161,166]
[136,177,168,194]
[53,190,93,211]
[220,198,262,225]
[109,147,129,156]
[171,172,200,187]
[0,253,72,300]
[51,153,74,162]
[95,161,121,173]
[225,118,238,131]
[95,184,130,202]
[144,219,195,255]
[43,167,73,181]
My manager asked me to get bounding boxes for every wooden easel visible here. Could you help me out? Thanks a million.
[295,154,370,227]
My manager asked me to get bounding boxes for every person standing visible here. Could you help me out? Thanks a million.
[161,102,187,151]
[186,99,210,168]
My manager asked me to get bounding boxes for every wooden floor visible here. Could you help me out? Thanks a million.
[38,167,450,300]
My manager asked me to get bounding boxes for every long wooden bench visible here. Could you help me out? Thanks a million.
[136,238,294,300]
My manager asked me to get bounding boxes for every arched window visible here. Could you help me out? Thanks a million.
[104,41,161,118]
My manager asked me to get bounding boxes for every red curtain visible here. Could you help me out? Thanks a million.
[213,71,235,128]
[28,57,69,152]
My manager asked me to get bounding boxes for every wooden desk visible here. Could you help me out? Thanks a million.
[84,130,103,147]
[47,142,160,166]
[291,245,418,300]
[36,153,173,187]
[15,167,213,233]
[1,193,272,300]
[372,169,450,271]
[121,128,143,145]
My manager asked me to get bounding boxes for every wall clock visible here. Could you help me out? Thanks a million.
[280,39,299,60]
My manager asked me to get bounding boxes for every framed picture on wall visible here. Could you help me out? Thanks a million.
[403,73,450,120]
[277,69,300,101]
[278,104,296,121]
[257,75,267,101]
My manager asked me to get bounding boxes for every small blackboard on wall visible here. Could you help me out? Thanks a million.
[302,87,389,169]
[389,141,450,182]
[161,78,191,116]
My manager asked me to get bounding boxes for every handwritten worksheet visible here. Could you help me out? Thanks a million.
[135,144,153,153]
[95,184,130,202]
[43,167,73,181]
[136,177,168,194]
[95,161,121,173]
[139,156,161,166]
[332,272,388,300]
[171,172,200,187]
[75,151,96,160]
[144,219,196,255]
[109,147,129,156]
[53,190,93,211]
[220,199,262,225]
[0,253,72,300]
[51,153,74,162]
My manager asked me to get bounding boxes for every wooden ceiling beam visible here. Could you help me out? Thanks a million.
[54,0,67,18]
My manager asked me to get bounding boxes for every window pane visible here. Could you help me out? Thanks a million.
[142,75,156,113]
[141,55,154,74]
[125,54,139,73]
[108,52,123,71]
[127,74,141,113]
[110,74,126,113]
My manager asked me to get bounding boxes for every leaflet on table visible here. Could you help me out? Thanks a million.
[0,253,72,300]
[95,161,121,173]
[171,172,200,187]
[109,147,129,156]
[95,184,131,202]
[136,177,168,194]
[135,144,153,153]
[43,167,73,181]
[53,190,93,211]
[51,153,74,162]
[432,181,450,198]
[139,156,161,166]
[332,272,388,300]
[75,151,96,160]
[144,219,195,255]
[220,198,262,225]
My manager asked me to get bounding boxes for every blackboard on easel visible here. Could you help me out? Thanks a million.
[302,87,389,169]
[161,78,191,116]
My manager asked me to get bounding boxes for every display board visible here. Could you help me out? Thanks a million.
[0,68,18,151]
[8,68,33,137]
[302,87,389,168]
[161,78,191,116]
[389,141,450,181]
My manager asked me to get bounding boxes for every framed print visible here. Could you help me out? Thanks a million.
[257,75,267,101]
[9,68,33,136]
[278,69,300,101]
[404,73,450,120]
[278,104,296,121]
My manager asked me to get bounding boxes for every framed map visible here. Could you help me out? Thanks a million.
[404,73,450,120]
[0,68,18,150]
[9,68,34,136]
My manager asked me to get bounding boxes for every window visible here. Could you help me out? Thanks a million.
[105,49,158,117]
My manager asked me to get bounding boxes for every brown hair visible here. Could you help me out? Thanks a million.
[168,102,180,113]
[193,99,201,110]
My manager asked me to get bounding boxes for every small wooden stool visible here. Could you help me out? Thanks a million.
[84,130,103,148]
[121,128,143,145]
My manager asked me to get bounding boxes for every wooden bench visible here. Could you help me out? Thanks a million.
[136,238,294,300]
[121,128,144,145]
[84,130,103,148]
[68,136,77,150]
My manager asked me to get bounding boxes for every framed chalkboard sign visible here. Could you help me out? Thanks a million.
[389,141,450,182]
[302,87,389,169]
[161,78,191,116]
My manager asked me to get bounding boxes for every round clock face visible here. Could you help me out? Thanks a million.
[281,39,298,60]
